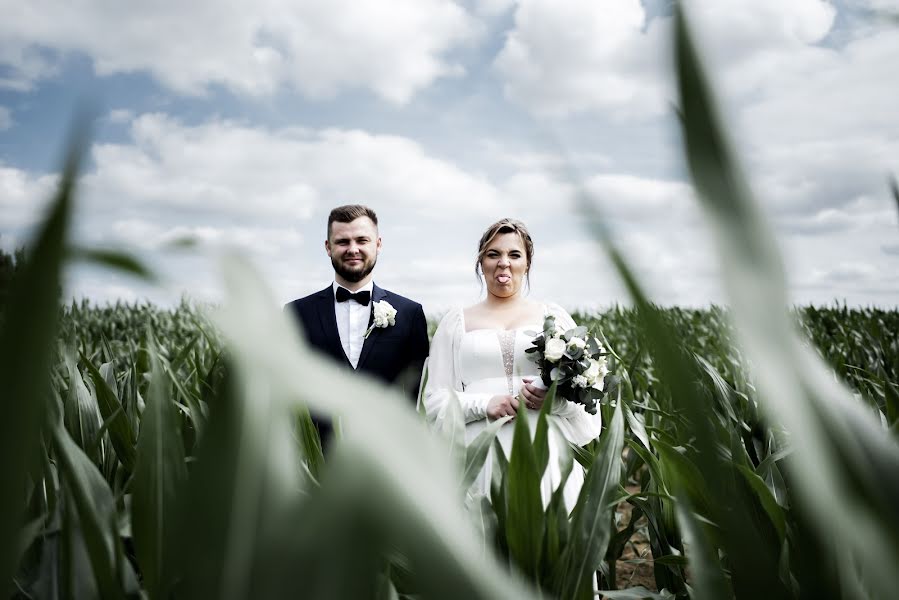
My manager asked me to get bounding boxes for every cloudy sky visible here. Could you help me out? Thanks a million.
[1,0,897,313]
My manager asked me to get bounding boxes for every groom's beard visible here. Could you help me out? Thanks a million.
[332,253,377,283]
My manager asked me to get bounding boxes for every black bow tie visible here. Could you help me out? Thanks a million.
[335,287,371,305]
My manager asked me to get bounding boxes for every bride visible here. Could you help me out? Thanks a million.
[421,218,603,510]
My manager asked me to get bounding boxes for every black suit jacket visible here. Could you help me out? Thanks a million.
[285,282,429,406]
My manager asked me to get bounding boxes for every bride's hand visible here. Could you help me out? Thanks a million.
[486,394,519,420]
[520,376,547,410]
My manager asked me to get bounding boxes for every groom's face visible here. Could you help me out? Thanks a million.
[326,217,381,284]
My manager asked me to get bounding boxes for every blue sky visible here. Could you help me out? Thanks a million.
[2,0,898,312]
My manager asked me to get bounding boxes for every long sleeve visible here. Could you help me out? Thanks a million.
[545,302,604,446]
[420,307,493,426]
[403,303,430,404]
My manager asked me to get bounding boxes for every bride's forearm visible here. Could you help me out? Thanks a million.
[423,389,492,425]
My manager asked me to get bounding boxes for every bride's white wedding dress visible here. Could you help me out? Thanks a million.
[421,303,603,511]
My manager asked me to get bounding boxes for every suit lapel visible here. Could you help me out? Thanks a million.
[315,286,351,366]
[356,284,387,370]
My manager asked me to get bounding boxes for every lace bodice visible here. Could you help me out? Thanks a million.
[459,327,541,398]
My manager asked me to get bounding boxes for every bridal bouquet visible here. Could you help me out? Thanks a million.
[525,316,609,415]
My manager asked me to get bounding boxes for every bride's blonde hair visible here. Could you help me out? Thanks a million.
[475,218,534,287]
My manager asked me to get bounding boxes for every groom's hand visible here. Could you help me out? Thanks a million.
[487,394,519,420]
[520,377,547,411]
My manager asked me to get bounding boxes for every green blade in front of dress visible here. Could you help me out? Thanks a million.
[504,403,543,580]
[462,415,512,492]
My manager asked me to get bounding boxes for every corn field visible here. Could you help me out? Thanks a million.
[4,7,899,599]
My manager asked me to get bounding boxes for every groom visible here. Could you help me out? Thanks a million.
[286,205,429,440]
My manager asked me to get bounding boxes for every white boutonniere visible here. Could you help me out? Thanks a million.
[364,300,397,339]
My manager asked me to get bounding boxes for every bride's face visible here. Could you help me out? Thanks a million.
[481,232,528,299]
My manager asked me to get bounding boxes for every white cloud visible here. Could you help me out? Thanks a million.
[583,174,698,224]
[688,0,836,60]
[473,0,517,17]
[0,0,478,103]
[493,0,839,118]
[80,113,504,225]
[779,208,857,235]
[3,1,896,310]
[477,139,612,173]
[2,114,529,307]
[536,227,723,308]
[110,220,303,258]
[107,109,134,124]
[0,43,58,91]
[728,29,899,226]
[494,0,670,118]
[812,261,876,282]
[0,162,57,231]
[850,0,899,12]
[497,171,575,212]
[86,115,320,222]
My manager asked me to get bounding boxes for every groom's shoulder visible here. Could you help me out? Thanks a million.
[379,288,423,313]
[284,286,331,313]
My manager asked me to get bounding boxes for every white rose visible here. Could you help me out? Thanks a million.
[544,338,566,362]
[592,363,609,391]
[373,301,396,328]
[366,301,397,337]
[573,374,589,388]
[584,358,601,383]
[567,337,586,352]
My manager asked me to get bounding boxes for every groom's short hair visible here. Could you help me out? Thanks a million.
[327,204,378,238]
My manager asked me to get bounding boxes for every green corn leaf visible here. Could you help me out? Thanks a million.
[441,389,467,473]
[62,353,103,464]
[82,357,136,472]
[675,3,899,596]
[211,253,540,600]
[0,131,83,585]
[131,349,187,600]
[462,415,512,492]
[606,496,644,565]
[542,449,574,574]
[490,438,508,554]
[557,399,624,599]
[53,422,132,599]
[296,403,325,481]
[504,404,543,579]
[68,246,156,282]
[177,354,305,598]
[652,440,712,518]
[736,465,786,542]
[533,380,557,477]
[674,502,729,600]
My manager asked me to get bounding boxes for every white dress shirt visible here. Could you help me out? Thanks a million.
[333,281,374,369]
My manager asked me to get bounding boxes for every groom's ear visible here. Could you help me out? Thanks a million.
[376,236,382,253]
[324,239,332,257]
